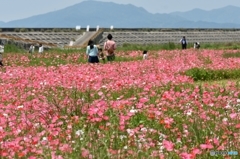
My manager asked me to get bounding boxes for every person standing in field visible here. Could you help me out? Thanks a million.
[180,36,187,49]
[104,34,116,62]
[0,43,4,66]
[38,44,43,53]
[143,50,148,60]
[29,44,35,53]
[86,40,99,63]
[32,44,35,53]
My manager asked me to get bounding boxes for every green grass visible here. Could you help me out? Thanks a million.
[185,68,240,81]
[200,42,240,50]
[115,42,240,51]
[3,41,240,54]
[3,43,25,53]
[119,42,179,51]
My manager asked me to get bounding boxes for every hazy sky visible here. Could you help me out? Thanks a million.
[1,0,240,22]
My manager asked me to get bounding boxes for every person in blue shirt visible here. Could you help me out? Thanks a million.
[86,40,99,63]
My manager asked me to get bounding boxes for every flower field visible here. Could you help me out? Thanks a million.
[0,49,240,159]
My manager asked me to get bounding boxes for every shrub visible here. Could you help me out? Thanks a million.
[185,67,240,81]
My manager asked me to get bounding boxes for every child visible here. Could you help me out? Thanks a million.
[143,50,148,60]
[98,47,106,63]
[194,42,200,49]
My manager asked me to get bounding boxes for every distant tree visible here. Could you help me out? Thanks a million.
[20,28,28,32]
[53,28,60,32]
[14,28,20,32]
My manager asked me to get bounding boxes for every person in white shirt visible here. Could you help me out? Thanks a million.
[32,44,35,53]
[194,42,200,49]
[180,36,187,49]
[143,50,148,60]
[86,40,99,63]
[38,44,43,53]
[0,43,4,66]
[29,44,35,53]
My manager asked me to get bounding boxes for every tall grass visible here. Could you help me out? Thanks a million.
[4,43,25,53]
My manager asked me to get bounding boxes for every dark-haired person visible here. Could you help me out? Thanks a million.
[86,40,99,63]
[38,44,44,53]
[180,36,187,49]
[98,47,105,63]
[143,50,148,60]
[104,34,116,62]
[0,43,4,66]
[194,42,200,49]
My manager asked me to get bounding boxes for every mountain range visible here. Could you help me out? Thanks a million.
[1,1,240,28]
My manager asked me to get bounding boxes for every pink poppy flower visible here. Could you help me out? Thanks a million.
[81,148,90,158]
[180,152,193,159]
[200,144,213,149]
[229,113,237,119]
[192,148,201,155]
[235,123,240,128]
[162,140,174,151]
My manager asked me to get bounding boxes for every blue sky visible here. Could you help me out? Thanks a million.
[1,0,240,22]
